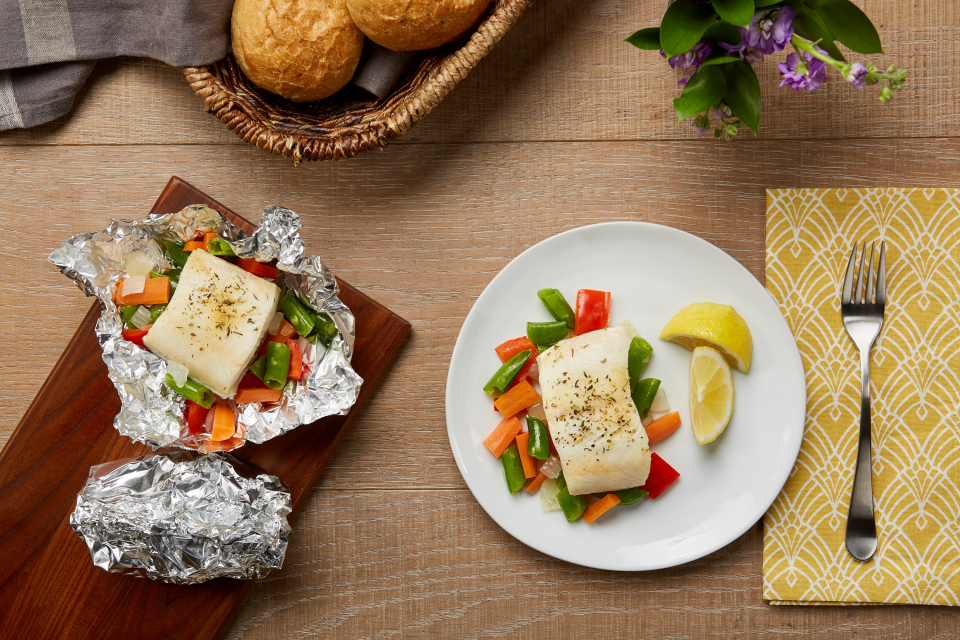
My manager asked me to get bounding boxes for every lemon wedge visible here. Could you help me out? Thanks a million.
[659,302,752,373]
[689,346,734,444]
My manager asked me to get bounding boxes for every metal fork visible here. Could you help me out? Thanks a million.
[841,241,887,561]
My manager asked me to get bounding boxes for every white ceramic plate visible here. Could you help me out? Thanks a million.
[445,222,805,571]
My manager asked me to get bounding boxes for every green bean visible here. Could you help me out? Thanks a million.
[628,337,654,394]
[164,374,214,409]
[263,341,291,390]
[501,444,527,495]
[164,241,189,268]
[120,305,139,328]
[555,471,587,522]
[526,321,568,345]
[149,304,167,323]
[633,378,661,418]
[526,416,551,460]
[483,350,531,398]
[249,355,267,381]
[281,294,316,337]
[536,343,557,354]
[613,487,648,505]
[537,288,576,329]
[311,310,338,346]
[206,237,236,256]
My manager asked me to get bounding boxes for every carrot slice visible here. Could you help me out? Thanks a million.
[202,232,220,251]
[584,493,621,524]
[525,472,548,494]
[210,403,236,441]
[483,416,523,458]
[184,240,204,252]
[117,276,170,306]
[645,411,682,445]
[237,257,279,280]
[236,388,283,404]
[494,380,541,418]
[514,432,538,479]
[287,338,303,380]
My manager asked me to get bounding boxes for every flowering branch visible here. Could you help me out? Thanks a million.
[790,36,907,103]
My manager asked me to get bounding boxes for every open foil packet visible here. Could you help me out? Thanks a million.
[49,204,363,451]
[70,451,292,584]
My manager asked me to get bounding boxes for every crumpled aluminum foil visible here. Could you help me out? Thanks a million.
[49,204,363,451]
[70,451,292,584]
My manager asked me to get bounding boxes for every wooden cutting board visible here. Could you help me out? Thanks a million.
[0,177,411,640]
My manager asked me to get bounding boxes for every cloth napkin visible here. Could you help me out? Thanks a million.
[0,0,417,131]
[763,188,960,605]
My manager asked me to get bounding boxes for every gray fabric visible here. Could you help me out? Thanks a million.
[0,0,233,130]
[352,42,419,100]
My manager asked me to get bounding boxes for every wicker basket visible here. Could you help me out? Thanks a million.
[184,0,532,165]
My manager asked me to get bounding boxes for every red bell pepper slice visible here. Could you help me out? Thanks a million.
[185,400,210,435]
[494,337,539,388]
[640,452,680,499]
[121,326,151,348]
[238,372,266,389]
[287,338,303,380]
[574,289,611,335]
[237,257,279,280]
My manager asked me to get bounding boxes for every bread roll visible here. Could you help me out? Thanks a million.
[232,0,365,102]
[345,0,492,52]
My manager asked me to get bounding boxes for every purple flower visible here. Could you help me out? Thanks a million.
[661,42,712,86]
[712,102,732,121]
[845,62,869,88]
[692,113,710,136]
[777,50,828,92]
[722,5,794,64]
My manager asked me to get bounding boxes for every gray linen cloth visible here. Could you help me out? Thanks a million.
[0,0,417,131]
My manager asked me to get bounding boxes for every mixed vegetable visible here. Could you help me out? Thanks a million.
[482,288,682,524]
[115,231,339,447]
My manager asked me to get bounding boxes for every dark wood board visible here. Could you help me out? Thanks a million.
[0,177,411,640]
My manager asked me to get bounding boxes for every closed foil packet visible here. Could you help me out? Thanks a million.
[49,204,363,451]
[70,451,292,584]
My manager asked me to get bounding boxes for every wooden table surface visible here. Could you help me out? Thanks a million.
[2,0,959,637]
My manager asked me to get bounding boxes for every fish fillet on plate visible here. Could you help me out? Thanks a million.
[143,249,280,398]
[538,321,650,496]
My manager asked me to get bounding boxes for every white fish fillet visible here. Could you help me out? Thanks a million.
[143,249,280,398]
[538,320,650,496]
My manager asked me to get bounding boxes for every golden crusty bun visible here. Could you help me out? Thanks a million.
[345,0,492,52]
[232,0,365,102]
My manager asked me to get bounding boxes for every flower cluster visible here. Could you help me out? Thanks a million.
[722,6,794,64]
[777,49,828,92]
[661,42,712,85]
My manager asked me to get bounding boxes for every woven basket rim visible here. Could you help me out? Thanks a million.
[184,0,532,165]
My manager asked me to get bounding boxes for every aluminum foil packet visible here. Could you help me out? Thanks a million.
[49,204,363,451]
[70,451,292,584]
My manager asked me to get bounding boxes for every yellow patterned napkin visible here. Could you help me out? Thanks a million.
[762,188,960,605]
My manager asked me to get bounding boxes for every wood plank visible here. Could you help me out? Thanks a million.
[0,0,954,147]
[1,140,958,493]
[0,178,410,640]
[218,489,960,639]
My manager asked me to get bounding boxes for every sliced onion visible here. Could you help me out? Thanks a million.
[526,402,547,421]
[540,479,561,512]
[203,406,216,433]
[124,251,154,277]
[165,359,189,387]
[267,312,284,335]
[130,305,152,328]
[641,413,653,427]
[527,361,540,384]
[650,386,670,413]
[123,275,146,296]
[539,456,561,479]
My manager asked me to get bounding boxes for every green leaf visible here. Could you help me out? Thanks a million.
[660,0,718,57]
[625,27,662,50]
[699,56,742,68]
[803,0,828,9]
[712,0,755,27]
[703,21,742,45]
[818,0,882,54]
[754,0,779,5]
[793,9,846,61]
[720,60,761,134]
[673,66,727,123]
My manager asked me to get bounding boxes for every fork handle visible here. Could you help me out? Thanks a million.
[845,348,878,561]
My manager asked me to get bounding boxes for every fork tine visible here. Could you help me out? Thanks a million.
[865,242,875,304]
[855,241,867,304]
[876,241,887,305]
[842,243,858,304]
